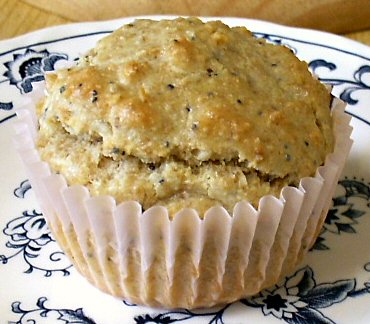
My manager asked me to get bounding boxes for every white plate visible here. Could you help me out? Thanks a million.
[1,16,370,324]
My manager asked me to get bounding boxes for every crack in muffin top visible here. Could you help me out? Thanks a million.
[38,18,334,213]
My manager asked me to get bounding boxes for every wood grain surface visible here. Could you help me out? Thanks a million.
[0,0,70,40]
[1,0,370,47]
[22,0,370,33]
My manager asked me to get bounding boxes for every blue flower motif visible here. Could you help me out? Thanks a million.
[312,178,370,251]
[133,304,229,323]
[1,209,72,276]
[3,48,68,93]
[243,266,357,323]
[309,59,370,105]
[0,180,72,275]
[324,202,364,234]
[4,210,51,248]
[135,314,175,324]
[10,297,96,324]
[248,286,308,319]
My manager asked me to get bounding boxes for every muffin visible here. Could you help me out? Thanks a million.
[15,17,352,308]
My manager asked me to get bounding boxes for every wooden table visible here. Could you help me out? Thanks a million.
[1,0,370,47]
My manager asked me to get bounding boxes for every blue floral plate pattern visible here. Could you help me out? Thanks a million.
[1,16,370,324]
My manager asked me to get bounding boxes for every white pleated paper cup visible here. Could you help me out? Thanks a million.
[13,82,353,309]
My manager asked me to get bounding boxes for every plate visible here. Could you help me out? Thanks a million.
[1,16,370,324]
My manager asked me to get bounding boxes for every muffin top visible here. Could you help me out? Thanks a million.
[37,17,334,217]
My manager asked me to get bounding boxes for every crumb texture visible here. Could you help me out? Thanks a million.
[37,18,334,216]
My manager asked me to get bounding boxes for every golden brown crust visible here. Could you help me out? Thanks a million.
[37,17,334,216]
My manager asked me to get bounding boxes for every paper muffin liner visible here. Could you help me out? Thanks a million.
[13,81,353,309]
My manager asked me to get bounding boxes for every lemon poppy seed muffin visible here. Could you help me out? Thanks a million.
[17,17,352,309]
[37,17,334,217]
